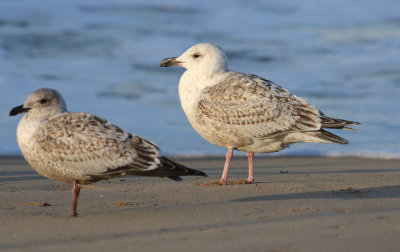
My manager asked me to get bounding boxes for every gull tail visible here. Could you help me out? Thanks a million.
[127,157,208,181]
[305,129,349,145]
[160,157,208,181]
[302,114,361,145]
[321,115,362,131]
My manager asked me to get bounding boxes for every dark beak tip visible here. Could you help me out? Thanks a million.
[160,57,179,67]
[9,105,29,116]
[159,58,169,67]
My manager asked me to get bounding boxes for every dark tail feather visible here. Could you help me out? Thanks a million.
[306,129,349,144]
[127,157,207,181]
[168,176,183,182]
[160,157,208,180]
[321,115,361,129]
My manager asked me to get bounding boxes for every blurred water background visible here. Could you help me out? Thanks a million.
[0,0,399,158]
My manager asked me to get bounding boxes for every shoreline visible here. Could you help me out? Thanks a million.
[1,153,399,160]
[1,156,399,251]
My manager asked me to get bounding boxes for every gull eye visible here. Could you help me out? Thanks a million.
[40,98,48,104]
[193,53,200,59]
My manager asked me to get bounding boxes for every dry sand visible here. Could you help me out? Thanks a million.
[0,155,399,252]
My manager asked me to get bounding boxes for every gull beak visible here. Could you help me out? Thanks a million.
[9,105,30,116]
[160,57,182,67]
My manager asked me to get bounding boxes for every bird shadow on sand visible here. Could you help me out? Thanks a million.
[233,186,400,202]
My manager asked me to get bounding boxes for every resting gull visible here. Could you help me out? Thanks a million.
[9,88,207,216]
[160,43,361,185]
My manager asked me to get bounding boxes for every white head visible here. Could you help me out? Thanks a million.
[160,43,228,77]
[9,88,67,119]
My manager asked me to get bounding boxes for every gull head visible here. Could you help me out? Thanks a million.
[9,88,67,118]
[160,43,228,76]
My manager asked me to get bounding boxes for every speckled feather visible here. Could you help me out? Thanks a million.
[31,112,162,183]
[14,88,206,184]
[11,88,207,216]
[168,43,360,153]
[197,72,322,136]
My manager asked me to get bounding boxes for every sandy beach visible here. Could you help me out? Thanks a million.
[0,155,399,252]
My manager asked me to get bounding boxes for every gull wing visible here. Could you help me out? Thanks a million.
[196,72,322,140]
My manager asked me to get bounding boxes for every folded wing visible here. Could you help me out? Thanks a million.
[196,72,360,144]
[36,112,206,183]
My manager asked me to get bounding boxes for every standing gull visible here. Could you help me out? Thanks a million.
[9,88,207,216]
[160,43,361,185]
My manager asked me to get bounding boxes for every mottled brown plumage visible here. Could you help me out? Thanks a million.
[160,43,360,184]
[10,88,207,216]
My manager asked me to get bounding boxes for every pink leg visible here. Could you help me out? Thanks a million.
[246,152,255,183]
[70,181,80,217]
[219,148,233,185]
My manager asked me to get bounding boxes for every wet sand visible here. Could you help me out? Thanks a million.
[0,156,399,252]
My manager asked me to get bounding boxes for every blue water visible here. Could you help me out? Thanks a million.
[1,0,399,158]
